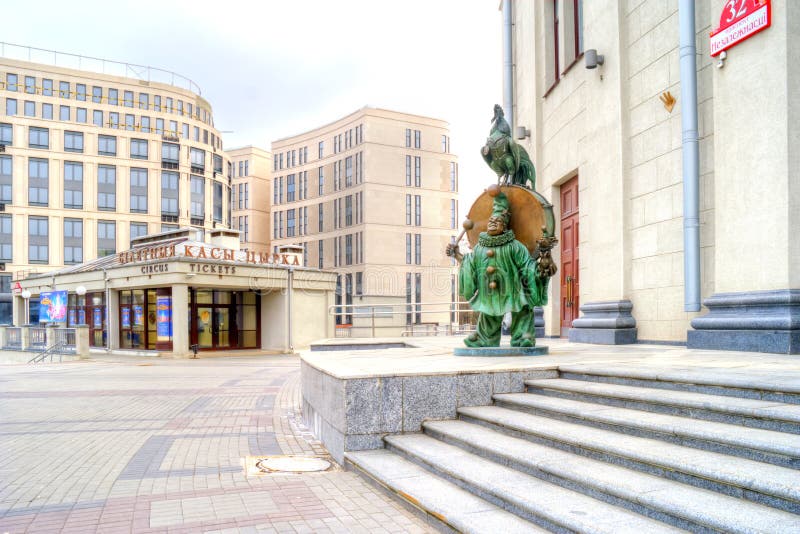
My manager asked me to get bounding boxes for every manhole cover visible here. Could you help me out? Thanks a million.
[254,456,332,473]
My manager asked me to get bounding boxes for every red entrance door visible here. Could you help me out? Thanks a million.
[560,176,579,335]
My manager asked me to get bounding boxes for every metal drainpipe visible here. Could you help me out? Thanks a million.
[679,0,701,311]
[101,266,110,351]
[502,0,514,130]
[287,267,294,352]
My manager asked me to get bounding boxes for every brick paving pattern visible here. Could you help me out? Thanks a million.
[0,355,432,533]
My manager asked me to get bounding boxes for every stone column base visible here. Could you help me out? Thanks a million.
[568,300,637,345]
[688,289,800,354]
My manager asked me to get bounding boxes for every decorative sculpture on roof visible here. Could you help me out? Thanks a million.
[481,104,536,190]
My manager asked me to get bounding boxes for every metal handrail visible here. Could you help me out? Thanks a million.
[28,341,68,364]
[0,41,202,95]
[328,301,475,338]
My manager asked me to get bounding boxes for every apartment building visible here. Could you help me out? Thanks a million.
[227,145,271,253]
[0,53,232,324]
[270,107,459,334]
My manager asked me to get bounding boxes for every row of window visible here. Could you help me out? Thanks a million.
[274,194,365,239]
[0,155,225,219]
[273,152,364,205]
[2,72,213,126]
[233,159,250,178]
[273,123,364,171]
[0,215,152,264]
[405,233,423,265]
[233,215,249,243]
[334,271,364,324]
[2,99,221,149]
[231,183,250,211]
[333,232,364,267]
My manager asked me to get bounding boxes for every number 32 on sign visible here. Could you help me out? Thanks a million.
[710,0,771,57]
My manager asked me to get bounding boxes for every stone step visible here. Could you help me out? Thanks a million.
[458,405,800,514]
[494,391,800,469]
[345,449,546,534]
[525,378,800,434]
[422,419,800,533]
[383,433,683,534]
[557,364,800,404]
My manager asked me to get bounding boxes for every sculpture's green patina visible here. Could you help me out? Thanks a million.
[446,106,557,349]
[481,105,536,190]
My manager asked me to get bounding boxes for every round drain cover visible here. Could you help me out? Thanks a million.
[255,456,331,473]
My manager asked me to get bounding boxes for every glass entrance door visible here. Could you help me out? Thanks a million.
[195,304,232,349]
[197,306,214,348]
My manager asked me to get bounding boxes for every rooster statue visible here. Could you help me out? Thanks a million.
[481,104,536,190]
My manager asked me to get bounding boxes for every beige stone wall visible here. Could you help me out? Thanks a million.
[227,145,271,253]
[512,0,718,341]
[0,58,231,283]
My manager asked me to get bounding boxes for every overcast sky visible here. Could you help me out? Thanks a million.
[3,0,502,206]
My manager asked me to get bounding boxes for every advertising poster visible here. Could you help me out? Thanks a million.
[78,309,86,325]
[93,307,102,328]
[39,290,68,323]
[68,309,76,326]
[156,296,172,340]
[121,307,131,328]
[133,305,144,327]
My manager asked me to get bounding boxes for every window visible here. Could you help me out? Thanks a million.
[450,162,458,191]
[64,161,84,209]
[318,240,324,269]
[109,112,119,129]
[130,168,148,213]
[287,174,295,202]
[97,221,116,257]
[345,156,353,187]
[76,84,86,101]
[153,95,161,111]
[5,99,17,116]
[0,215,11,261]
[155,118,164,134]
[190,148,205,170]
[59,81,70,98]
[405,128,411,147]
[213,181,223,223]
[28,158,49,206]
[278,211,284,238]
[130,138,148,159]
[28,127,49,149]
[405,155,412,186]
[345,196,353,226]
[165,97,173,113]
[24,101,34,117]
[24,76,35,94]
[415,272,422,323]
[243,215,249,242]
[28,216,48,263]
[177,100,183,116]
[161,171,179,215]
[442,135,448,152]
[0,123,10,145]
[287,209,296,237]
[139,93,149,109]
[64,131,83,152]
[0,155,11,203]
[108,88,118,106]
[59,105,70,121]
[98,165,116,211]
[414,130,421,148]
[450,199,458,229]
[98,135,116,156]
[93,110,103,127]
[125,114,135,131]
[76,108,87,123]
[63,218,83,264]
[130,222,148,245]
[244,183,249,209]
[123,90,133,107]
[182,123,189,139]
[414,195,421,226]
[162,142,179,164]
[345,234,352,265]
[141,116,150,133]
[169,120,177,135]
[548,0,560,87]
[190,176,205,218]
[414,156,421,187]
[405,194,411,225]
[43,79,54,97]
[405,233,412,264]
[92,86,101,103]
[318,203,324,232]
[405,272,412,323]
[333,198,338,229]
[213,154,223,174]
[415,234,422,265]
[318,140,324,159]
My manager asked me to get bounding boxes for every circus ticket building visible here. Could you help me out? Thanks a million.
[13,228,336,356]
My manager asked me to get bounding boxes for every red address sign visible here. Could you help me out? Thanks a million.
[710,0,771,57]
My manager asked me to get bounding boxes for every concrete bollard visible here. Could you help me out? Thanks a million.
[45,323,59,349]
[74,325,90,359]
[0,326,6,349]
[20,326,31,350]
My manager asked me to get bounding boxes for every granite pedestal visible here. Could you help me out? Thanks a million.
[568,300,638,345]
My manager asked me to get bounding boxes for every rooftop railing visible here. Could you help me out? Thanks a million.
[0,41,202,95]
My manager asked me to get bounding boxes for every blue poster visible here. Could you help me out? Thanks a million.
[133,305,144,327]
[68,309,76,326]
[156,296,172,340]
[121,307,130,328]
[93,307,102,328]
[39,290,68,323]
[78,309,86,325]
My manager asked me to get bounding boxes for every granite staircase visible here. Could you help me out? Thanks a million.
[346,365,800,533]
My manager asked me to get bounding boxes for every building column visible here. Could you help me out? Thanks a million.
[106,289,119,350]
[171,284,191,357]
[688,0,799,354]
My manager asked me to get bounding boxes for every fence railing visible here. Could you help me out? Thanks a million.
[5,327,21,349]
[29,327,47,350]
[328,301,476,338]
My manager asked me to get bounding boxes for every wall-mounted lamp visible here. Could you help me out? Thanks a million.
[76,286,87,296]
[585,49,605,69]
[515,126,530,140]
[716,50,727,69]
[21,290,31,300]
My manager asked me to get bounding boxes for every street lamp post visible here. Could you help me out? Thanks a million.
[20,290,31,326]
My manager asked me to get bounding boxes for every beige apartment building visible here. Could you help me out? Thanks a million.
[507,0,799,353]
[270,107,459,335]
[227,145,271,253]
[0,51,232,324]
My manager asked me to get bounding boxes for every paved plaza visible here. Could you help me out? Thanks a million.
[0,353,431,534]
